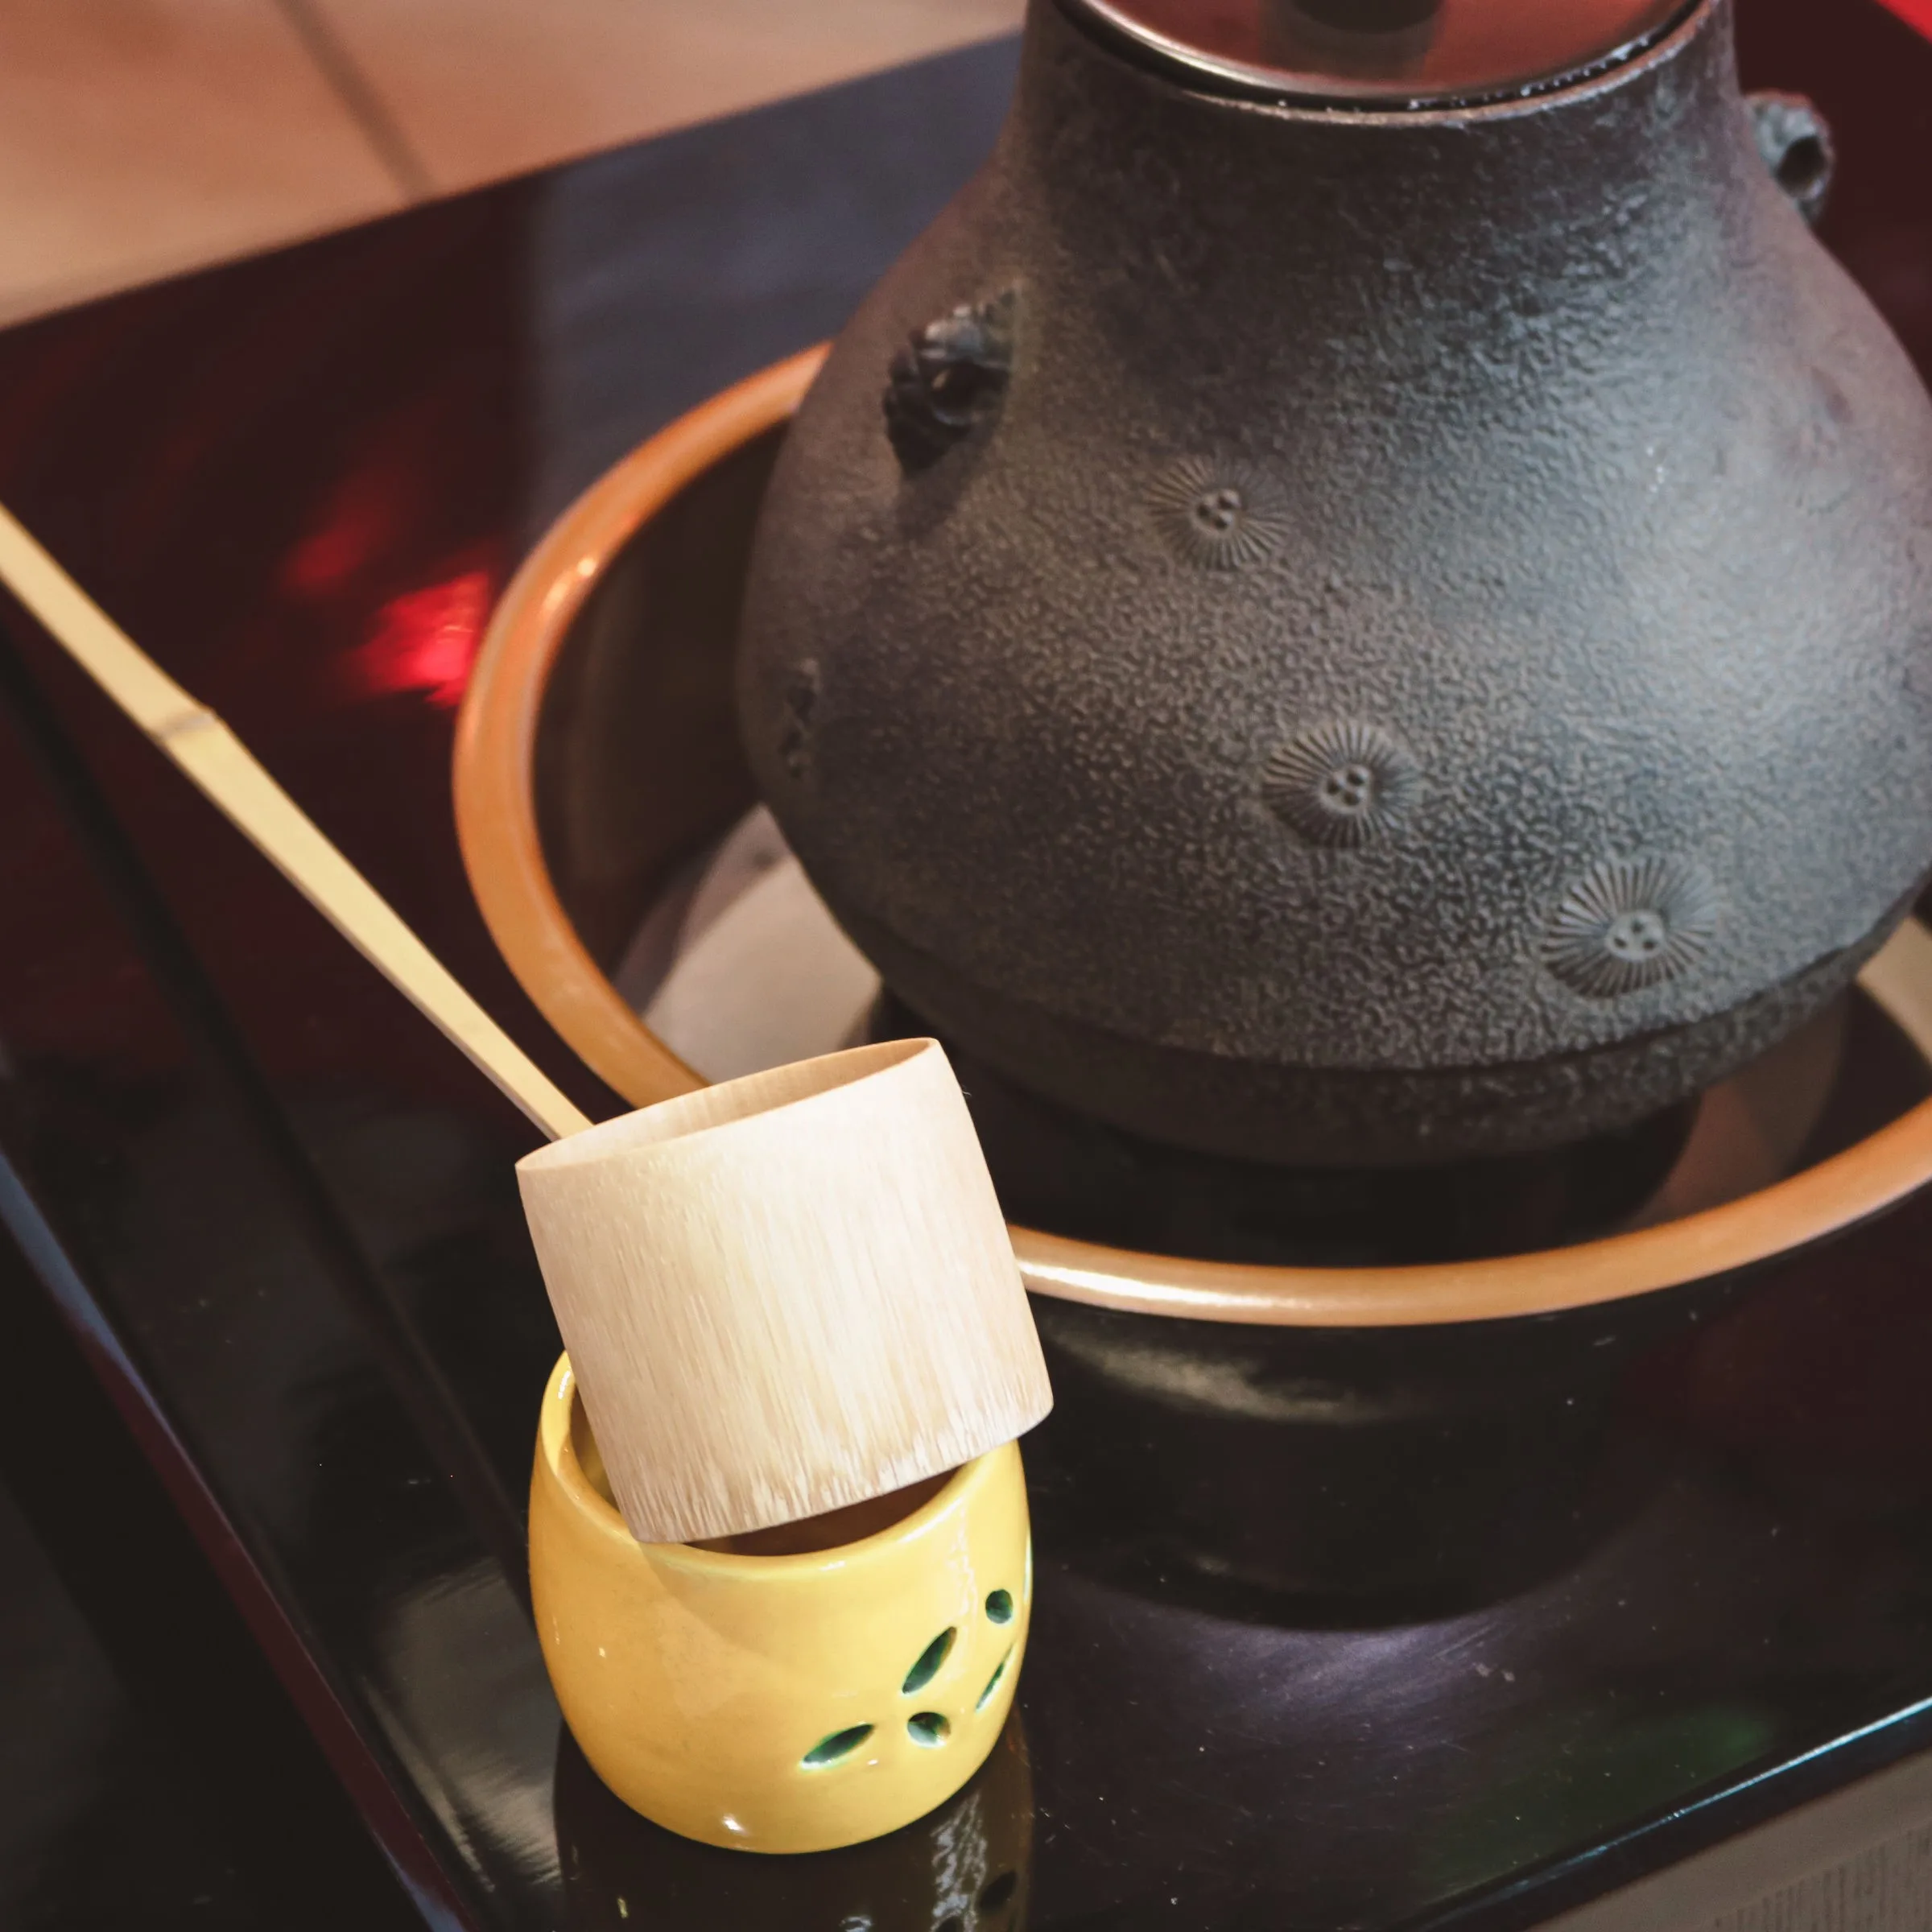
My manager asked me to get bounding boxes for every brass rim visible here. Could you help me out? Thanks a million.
[455,351,1932,1328]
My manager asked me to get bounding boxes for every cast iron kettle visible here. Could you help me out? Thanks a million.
[737,0,1932,1169]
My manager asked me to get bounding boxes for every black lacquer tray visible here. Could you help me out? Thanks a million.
[2,6,1932,1928]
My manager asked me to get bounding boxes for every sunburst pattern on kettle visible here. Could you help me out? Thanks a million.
[1262,721,1419,848]
[1149,457,1287,570]
[1542,857,1721,997]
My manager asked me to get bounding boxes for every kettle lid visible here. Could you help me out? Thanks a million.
[1061,0,1694,105]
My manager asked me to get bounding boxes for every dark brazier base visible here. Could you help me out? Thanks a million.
[874,977,1930,1266]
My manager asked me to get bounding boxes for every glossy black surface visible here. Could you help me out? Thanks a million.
[0,6,1927,1928]
[0,1476,271,1931]
[0,1168,417,1930]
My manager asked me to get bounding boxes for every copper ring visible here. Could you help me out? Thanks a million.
[454,349,1932,1327]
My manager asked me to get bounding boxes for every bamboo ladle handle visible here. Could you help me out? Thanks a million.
[0,503,593,1144]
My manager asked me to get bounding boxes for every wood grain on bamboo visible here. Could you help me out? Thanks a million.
[517,1038,1052,1546]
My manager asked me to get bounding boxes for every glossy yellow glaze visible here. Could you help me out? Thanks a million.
[529,1355,1033,1852]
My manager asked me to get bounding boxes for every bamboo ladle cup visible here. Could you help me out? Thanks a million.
[518,1038,1051,1546]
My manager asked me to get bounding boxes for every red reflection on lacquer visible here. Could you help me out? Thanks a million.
[337,570,493,708]
[1878,0,1932,40]
[283,468,419,597]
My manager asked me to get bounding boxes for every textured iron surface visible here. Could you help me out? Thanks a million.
[738,0,1932,1166]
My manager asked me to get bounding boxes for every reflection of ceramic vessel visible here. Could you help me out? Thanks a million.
[736,0,1932,1168]
[555,1711,1034,1930]
[528,1356,1032,1852]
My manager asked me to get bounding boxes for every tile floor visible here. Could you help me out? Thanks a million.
[0,0,1022,327]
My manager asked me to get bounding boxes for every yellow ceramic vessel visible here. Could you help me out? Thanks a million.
[529,1355,1033,1853]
